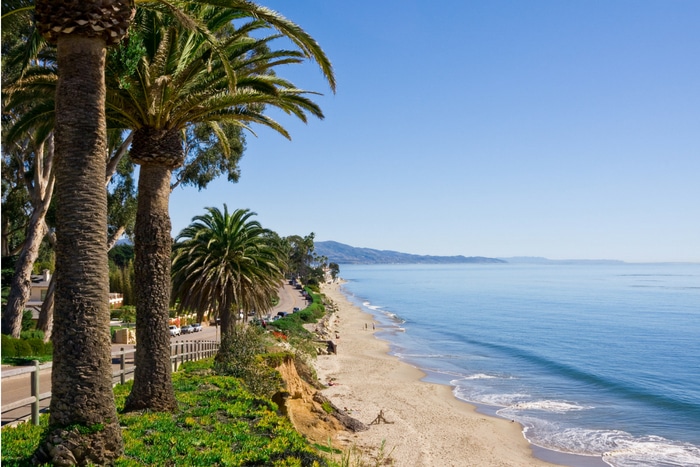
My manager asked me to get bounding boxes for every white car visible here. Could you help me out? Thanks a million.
[192,323,203,332]
[169,325,181,336]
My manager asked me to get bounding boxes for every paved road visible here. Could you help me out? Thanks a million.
[1,283,308,425]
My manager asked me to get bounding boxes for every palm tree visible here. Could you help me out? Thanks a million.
[171,206,285,338]
[29,0,133,464]
[108,5,334,412]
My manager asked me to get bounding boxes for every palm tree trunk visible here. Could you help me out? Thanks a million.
[123,163,178,412]
[35,34,123,465]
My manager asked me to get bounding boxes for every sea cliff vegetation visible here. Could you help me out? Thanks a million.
[1,287,375,467]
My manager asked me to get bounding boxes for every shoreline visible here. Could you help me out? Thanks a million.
[316,280,607,467]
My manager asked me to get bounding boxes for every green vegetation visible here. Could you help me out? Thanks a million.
[111,305,136,323]
[214,324,284,398]
[1,333,53,364]
[1,359,331,467]
[0,282,395,467]
[270,289,325,337]
[172,206,286,337]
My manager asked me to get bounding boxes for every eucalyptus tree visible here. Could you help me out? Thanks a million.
[171,206,285,338]
[1,5,56,338]
[3,65,139,342]
[106,5,334,412]
[285,233,317,282]
[0,132,54,338]
[0,153,30,258]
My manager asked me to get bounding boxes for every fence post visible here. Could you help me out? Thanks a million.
[31,360,40,425]
[120,347,126,385]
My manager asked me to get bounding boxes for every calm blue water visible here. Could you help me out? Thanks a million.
[337,263,700,467]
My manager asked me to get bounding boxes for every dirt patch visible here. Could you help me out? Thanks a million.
[275,357,367,448]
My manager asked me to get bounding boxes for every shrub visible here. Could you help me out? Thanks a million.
[21,310,34,331]
[113,306,135,323]
[27,338,44,356]
[1,335,52,363]
[14,339,32,357]
[20,330,45,340]
[215,325,283,398]
[2,334,16,357]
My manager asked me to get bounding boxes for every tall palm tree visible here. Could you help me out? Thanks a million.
[3,0,334,414]
[171,206,285,338]
[29,0,133,464]
[108,5,334,412]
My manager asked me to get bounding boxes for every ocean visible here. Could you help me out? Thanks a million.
[336,263,700,467]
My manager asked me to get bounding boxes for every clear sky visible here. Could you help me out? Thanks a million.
[169,0,700,263]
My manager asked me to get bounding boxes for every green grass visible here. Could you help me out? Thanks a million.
[1,288,385,466]
[1,359,332,466]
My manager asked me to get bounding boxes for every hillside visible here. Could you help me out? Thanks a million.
[314,241,506,265]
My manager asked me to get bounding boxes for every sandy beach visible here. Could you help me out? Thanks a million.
[314,280,561,467]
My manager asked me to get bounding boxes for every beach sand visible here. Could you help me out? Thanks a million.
[315,280,560,467]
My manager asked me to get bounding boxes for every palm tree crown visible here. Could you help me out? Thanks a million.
[172,205,285,335]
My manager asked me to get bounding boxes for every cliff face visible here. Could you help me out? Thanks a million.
[275,357,367,447]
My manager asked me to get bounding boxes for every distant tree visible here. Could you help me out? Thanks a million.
[285,233,316,282]
[106,144,137,249]
[108,243,135,269]
[329,262,340,280]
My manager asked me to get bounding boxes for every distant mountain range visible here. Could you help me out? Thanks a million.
[314,241,506,265]
[314,241,629,265]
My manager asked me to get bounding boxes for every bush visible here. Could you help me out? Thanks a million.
[20,330,44,340]
[21,310,34,331]
[2,334,16,357]
[2,334,53,363]
[112,306,135,323]
[14,339,31,357]
[214,325,283,398]
[27,338,44,356]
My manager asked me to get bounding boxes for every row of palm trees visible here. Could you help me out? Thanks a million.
[2,1,334,464]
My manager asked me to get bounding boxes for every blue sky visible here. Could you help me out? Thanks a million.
[170,1,699,262]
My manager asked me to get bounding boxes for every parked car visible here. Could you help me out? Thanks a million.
[181,325,193,334]
[192,323,203,332]
[292,307,300,313]
[169,325,181,336]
